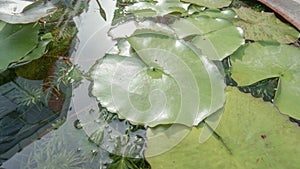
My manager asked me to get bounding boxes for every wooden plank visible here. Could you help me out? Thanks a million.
[258,0,300,30]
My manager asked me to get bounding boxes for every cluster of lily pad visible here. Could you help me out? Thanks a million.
[92,0,300,130]
[91,0,300,168]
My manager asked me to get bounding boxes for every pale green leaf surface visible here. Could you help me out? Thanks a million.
[126,0,189,18]
[0,22,39,70]
[195,8,237,19]
[90,54,182,127]
[181,0,232,8]
[19,39,51,62]
[90,32,225,127]
[231,42,300,119]
[127,32,225,126]
[171,16,244,60]
[0,0,56,24]
[147,87,300,169]
[233,7,299,43]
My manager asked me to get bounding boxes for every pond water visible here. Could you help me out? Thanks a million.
[0,1,150,168]
[1,0,300,168]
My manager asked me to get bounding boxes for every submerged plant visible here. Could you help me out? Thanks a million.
[23,137,87,169]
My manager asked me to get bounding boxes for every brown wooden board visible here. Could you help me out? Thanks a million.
[258,0,300,30]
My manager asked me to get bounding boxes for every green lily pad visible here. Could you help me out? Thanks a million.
[170,16,244,60]
[19,33,52,63]
[191,8,237,19]
[0,22,39,70]
[181,0,232,9]
[233,7,299,43]
[0,0,56,24]
[146,87,300,168]
[90,31,225,127]
[125,0,189,18]
[230,42,300,120]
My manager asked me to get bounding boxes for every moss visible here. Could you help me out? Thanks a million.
[15,57,57,80]
[230,0,271,12]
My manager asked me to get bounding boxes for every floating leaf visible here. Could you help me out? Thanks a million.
[19,33,52,62]
[171,16,244,60]
[181,0,232,9]
[0,22,39,70]
[231,42,300,119]
[233,7,299,43]
[90,31,225,127]
[0,0,56,24]
[146,87,300,168]
[192,8,237,19]
[125,0,189,18]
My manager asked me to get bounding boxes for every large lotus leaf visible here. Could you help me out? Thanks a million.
[125,0,189,18]
[0,22,39,71]
[146,87,300,168]
[181,0,232,8]
[232,7,299,43]
[0,0,56,24]
[128,32,226,126]
[90,32,225,127]
[230,42,300,120]
[170,16,244,60]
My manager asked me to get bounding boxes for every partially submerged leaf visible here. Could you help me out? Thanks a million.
[0,22,52,71]
[90,31,225,127]
[0,0,56,24]
[231,42,300,119]
[0,22,39,70]
[19,33,52,62]
[146,87,300,168]
[171,16,244,60]
[233,7,299,43]
[181,0,232,9]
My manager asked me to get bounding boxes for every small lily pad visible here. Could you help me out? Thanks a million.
[171,16,244,60]
[181,0,232,9]
[125,0,189,18]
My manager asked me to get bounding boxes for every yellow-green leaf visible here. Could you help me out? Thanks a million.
[146,87,300,168]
